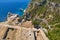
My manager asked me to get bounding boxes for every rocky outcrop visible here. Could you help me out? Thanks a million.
[0,13,49,40]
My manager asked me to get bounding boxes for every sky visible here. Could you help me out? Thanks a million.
[0,0,30,3]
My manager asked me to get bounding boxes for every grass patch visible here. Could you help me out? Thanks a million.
[49,0,60,3]
[48,29,60,40]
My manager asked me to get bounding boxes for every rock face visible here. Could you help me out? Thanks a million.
[0,13,49,40]
[7,12,21,25]
[21,21,34,28]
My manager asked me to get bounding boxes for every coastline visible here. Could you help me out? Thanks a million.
[0,0,31,22]
[23,0,32,15]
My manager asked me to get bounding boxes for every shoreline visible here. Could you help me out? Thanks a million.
[0,0,31,22]
[23,0,32,15]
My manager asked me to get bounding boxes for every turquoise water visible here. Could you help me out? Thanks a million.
[0,0,30,22]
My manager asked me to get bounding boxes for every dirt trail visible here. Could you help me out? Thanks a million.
[51,23,60,26]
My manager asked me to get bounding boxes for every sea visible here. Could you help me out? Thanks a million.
[0,0,31,22]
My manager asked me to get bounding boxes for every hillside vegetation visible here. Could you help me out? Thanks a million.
[26,0,60,40]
